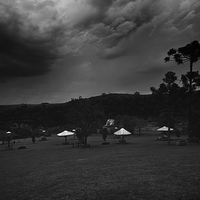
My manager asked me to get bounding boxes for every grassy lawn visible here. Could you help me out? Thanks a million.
[0,132,200,200]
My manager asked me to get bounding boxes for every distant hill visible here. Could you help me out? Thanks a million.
[1,92,200,131]
[88,93,160,118]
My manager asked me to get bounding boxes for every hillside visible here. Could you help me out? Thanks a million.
[88,93,161,118]
[0,92,200,132]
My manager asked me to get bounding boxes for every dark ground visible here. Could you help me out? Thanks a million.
[0,131,200,200]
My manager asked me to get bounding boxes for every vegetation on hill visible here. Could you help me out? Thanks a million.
[0,83,200,139]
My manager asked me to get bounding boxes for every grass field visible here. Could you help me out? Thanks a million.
[0,132,200,200]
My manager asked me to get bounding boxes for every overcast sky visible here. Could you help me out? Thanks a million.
[0,0,200,105]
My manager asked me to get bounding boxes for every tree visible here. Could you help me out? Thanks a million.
[151,71,180,144]
[151,72,180,96]
[132,116,147,135]
[134,92,140,95]
[165,41,200,137]
[163,72,180,144]
[150,87,157,95]
[10,123,20,140]
[19,124,33,139]
[71,99,105,146]
[181,71,200,92]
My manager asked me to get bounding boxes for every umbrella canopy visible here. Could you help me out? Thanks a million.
[57,130,74,137]
[57,130,74,144]
[0,131,17,138]
[6,131,12,134]
[157,126,173,131]
[0,131,17,150]
[114,128,131,136]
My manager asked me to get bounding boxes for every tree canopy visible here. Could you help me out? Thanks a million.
[165,40,200,64]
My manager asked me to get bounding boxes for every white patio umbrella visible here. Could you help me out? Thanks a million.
[3,131,17,149]
[5,131,17,138]
[157,126,173,131]
[57,130,74,143]
[6,131,12,134]
[114,128,131,142]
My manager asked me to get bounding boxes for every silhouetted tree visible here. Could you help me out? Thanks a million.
[19,124,32,139]
[181,71,200,92]
[10,123,20,140]
[71,99,105,146]
[132,117,147,135]
[165,41,200,137]
[152,72,180,144]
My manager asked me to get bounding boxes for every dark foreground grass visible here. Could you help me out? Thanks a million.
[0,133,200,200]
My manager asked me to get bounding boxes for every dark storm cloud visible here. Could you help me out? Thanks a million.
[22,0,55,11]
[70,0,200,61]
[86,0,161,59]
[0,3,58,78]
[99,37,132,59]
[87,0,115,8]
[74,0,116,28]
[74,0,158,42]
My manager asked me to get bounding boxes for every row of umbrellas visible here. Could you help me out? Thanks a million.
[1,125,172,150]
[3,126,172,142]
[57,126,173,143]
[57,128,132,143]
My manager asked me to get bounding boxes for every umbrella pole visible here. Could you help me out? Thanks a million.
[8,137,10,150]
[65,136,67,143]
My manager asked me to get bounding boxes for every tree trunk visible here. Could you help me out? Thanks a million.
[188,60,193,138]
[167,91,171,145]
[168,108,171,145]
[84,136,88,145]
